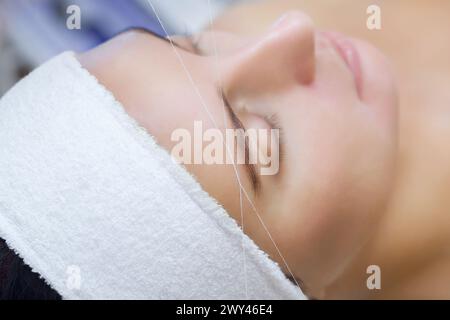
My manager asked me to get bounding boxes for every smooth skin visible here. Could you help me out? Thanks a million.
[213,0,450,299]
[78,9,398,298]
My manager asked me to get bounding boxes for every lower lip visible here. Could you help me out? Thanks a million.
[321,32,364,98]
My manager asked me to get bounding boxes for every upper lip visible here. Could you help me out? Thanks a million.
[320,31,363,98]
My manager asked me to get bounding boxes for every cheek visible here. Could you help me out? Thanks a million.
[274,104,396,285]
[283,93,395,203]
[284,103,358,187]
[297,110,394,215]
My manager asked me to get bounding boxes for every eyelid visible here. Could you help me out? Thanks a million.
[222,92,285,180]
[220,90,261,193]
[264,113,282,131]
[265,113,284,165]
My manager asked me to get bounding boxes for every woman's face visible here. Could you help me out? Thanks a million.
[80,11,398,296]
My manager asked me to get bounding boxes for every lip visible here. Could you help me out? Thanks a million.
[321,31,364,98]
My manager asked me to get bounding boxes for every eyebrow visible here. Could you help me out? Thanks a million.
[116,27,187,50]
[119,28,261,193]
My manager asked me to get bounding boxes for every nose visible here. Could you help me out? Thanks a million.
[222,11,316,98]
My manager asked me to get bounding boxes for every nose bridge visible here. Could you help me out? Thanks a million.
[274,12,316,84]
[221,11,316,98]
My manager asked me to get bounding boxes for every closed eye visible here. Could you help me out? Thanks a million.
[125,28,265,193]
[221,90,261,193]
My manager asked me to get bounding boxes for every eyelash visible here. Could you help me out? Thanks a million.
[220,90,261,192]
[264,114,284,164]
[178,37,283,188]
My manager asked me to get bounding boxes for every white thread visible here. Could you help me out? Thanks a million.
[145,0,303,295]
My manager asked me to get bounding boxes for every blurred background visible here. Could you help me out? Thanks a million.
[0,0,251,96]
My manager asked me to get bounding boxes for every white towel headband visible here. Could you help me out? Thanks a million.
[0,52,305,299]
